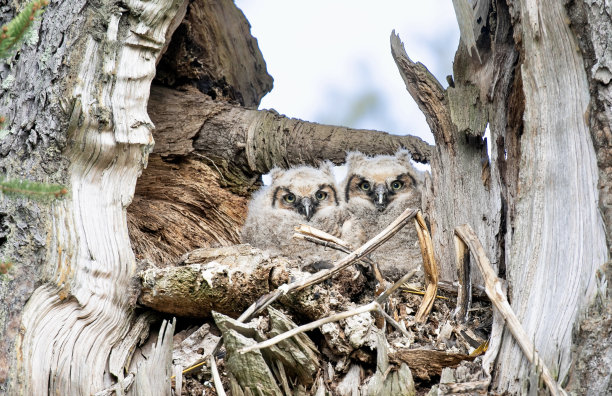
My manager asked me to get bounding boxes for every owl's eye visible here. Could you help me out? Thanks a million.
[391,180,404,190]
[359,181,371,191]
[284,193,296,203]
[315,191,327,201]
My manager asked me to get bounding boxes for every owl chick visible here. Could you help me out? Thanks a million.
[241,162,346,270]
[342,150,424,281]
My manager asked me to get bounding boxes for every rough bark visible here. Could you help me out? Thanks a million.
[0,0,185,394]
[155,0,273,108]
[397,0,608,393]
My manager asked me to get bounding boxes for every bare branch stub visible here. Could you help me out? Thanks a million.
[390,31,455,147]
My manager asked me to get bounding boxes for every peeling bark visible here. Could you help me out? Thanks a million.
[0,1,186,394]
[395,0,608,392]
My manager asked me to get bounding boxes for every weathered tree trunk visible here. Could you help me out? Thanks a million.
[0,0,187,394]
[393,0,609,393]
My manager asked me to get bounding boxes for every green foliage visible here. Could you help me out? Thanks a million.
[0,0,49,60]
[0,2,54,280]
[0,177,68,201]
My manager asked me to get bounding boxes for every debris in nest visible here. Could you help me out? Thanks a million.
[168,211,501,395]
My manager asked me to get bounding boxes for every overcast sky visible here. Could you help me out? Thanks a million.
[234,1,460,145]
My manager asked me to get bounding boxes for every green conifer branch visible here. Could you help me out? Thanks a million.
[0,0,49,59]
[0,177,67,200]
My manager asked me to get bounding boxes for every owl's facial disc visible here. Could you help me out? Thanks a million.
[346,173,414,212]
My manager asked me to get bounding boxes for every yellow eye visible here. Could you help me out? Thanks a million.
[284,193,296,203]
[391,180,403,190]
[315,191,327,200]
[359,181,370,191]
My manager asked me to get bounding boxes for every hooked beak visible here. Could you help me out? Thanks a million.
[300,197,314,220]
[374,185,387,212]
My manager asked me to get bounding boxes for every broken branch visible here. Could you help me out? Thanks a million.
[454,224,565,396]
[413,211,439,322]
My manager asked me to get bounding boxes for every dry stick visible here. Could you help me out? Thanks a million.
[293,226,385,285]
[454,224,565,396]
[413,211,439,322]
[186,208,419,377]
[210,354,227,396]
[453,234,472,323]
[291,208,418,292]
[238,271,416,355]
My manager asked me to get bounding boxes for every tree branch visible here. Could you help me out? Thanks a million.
[390,31,454,147]
[454,224,565,396]
[148,85,433,173]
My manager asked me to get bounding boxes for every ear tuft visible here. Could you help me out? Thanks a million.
[395,149,413,167]
[345,151,367,168]
[269,167,284,182]
[318,160,335,177]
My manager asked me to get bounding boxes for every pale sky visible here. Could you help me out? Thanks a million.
[234,1,460,145]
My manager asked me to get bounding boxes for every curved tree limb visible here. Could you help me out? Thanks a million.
[390,31,454,147]
[148,85,433,173]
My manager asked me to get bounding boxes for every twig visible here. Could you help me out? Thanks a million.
[413,211,439,322]
[237,271,416,354]
[239,303,380,354]
[454,224,565,396]
[293,226,385,284]
[210,354,227,396]
[377,308,410,338]
[294,224,347,246]
[293,208,417,291]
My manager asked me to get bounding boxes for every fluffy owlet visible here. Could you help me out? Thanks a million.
[241,162,346,270]
[342,150,424,281]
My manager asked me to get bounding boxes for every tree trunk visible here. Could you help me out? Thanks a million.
[0,0,187,394]
[393,0,609,393]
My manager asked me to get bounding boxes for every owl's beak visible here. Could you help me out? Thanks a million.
[300,197,314,221]
[374,185,387,211]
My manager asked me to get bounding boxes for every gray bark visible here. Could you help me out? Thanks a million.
[0,0,186,394]
[396,0,609,393]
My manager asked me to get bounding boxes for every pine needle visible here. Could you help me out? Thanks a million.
[0,0,49,59]
[401,283,448,300]
[0,177,67,201]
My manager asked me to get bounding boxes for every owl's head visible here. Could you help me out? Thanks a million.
[344,150,421,212]
[268,161,339,221]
